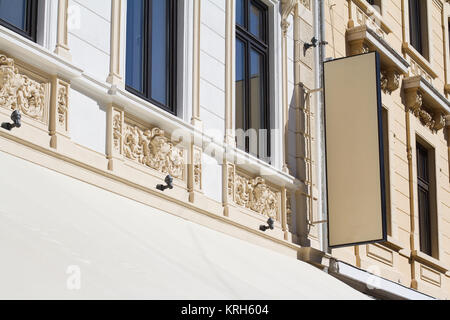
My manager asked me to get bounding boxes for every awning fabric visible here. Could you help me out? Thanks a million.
[0,150,368,299]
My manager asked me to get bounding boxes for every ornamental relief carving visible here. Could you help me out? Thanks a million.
[0,54,47,122]
[112,112,122,153]
[56,84,68,131]
[230,171,280,220]
[355,6,385,39]
[409,59,433,84]
[193,149,202,188]
[116,119,185,179]
[299,0,311,10]
[286,192,293,230]
[405,89,445,133]
[227,164,235,197]
[380,69,400,94]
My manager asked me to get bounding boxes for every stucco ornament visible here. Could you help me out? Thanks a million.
[193,149,202,187]
[380,70,400,94]
[281,0,297,34]
[234,174,279,219]
[0,54,45,120]
[112,113,122,152]
[405,89,445,133]
[57,86,68,126]
[123,124,184,178]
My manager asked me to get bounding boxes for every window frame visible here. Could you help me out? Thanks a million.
[125,0,178,115]
[0,0,38,42]
[235,0,271,161]
[416,140,438,258]
[408,0,429,60]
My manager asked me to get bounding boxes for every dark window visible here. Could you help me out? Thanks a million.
[416,142,437,257]
[0,0,38,41]
[235,0,270,161]
[126,0,177,114]
[409,0,429,59]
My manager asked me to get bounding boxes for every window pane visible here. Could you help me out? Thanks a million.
[236,39,246,149]
[409,0,422,53]
[249,3,262,39]
[236,0,244,26]
[417,145,429,182]
[125,0,144,93]
[0,0,27,30]
[151,0,168,105]
[250,49,263,156]
[418,187,432,255]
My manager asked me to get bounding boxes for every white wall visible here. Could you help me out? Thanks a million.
[67,0,111,81]
[69,88,107,154]
[202,154,223,203]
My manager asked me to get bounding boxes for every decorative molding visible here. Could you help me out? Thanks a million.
[193,148,202,188]
[188,144,202,202]
[112,109,123,154]
[224,0,235,145]
[0,54,47,122]
[106,0,124,88]
[281,0,297,35]
[347,26,409,76]
[402,42,438,81]
[106,105,124,171]
[191,0,202,129]
[420,264,442,287]
[403,76,450,133]
[380,69,401,94]
[286,191,292,230]
[56,83,68,129]
[405,88,445,133]
[352,0,392,36]
[228,169,281,220]
[49,77,70,149]
[348,39,370,55]
[409,57,434,84]
[107,109,185,179]
[54,0,71,61]
[366,243,394,266]
[122,123,184,179]
[222,161,235,217]
[281,0,296,174]
[227,163,235,197]
[299,0,311,10]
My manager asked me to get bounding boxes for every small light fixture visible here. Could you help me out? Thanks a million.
[1,110,22,131]
[303,37,328,55]
[259,218,274,232]
[156,175,174,191]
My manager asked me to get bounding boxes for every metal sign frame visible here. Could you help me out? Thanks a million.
[323,51,387,249]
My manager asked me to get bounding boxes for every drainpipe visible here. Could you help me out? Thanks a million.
[315,0,328,253]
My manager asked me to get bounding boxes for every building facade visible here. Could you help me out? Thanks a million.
[0,0,448,299]
[324,0,450,299]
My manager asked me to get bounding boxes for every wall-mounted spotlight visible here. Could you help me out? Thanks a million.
[259,218,274,232]
[156,175,174,191]
[303,37,328,55]
[1,110,22,131]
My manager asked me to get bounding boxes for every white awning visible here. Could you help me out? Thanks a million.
[0,150,368,300]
